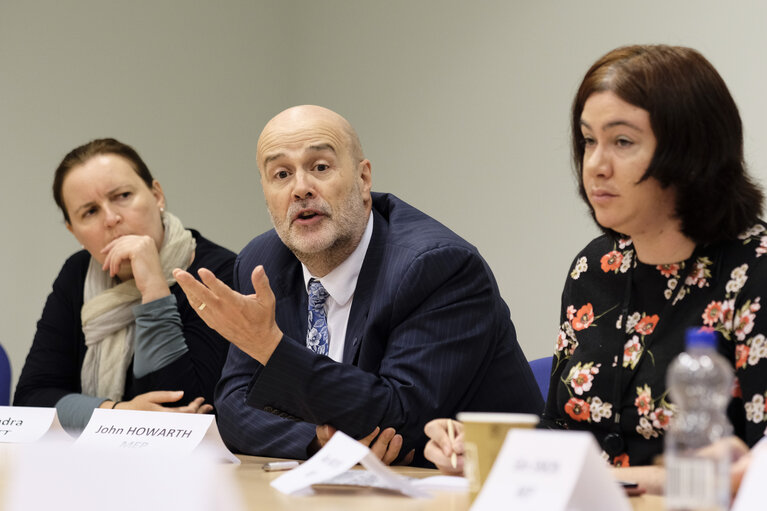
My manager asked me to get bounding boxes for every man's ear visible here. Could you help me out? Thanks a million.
[359,159,372,198]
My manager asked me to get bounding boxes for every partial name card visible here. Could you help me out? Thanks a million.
[271,430,429,497]
[471,429,631,511]
[731,438,767,511]
[0,406,67,443]
[5,441,245,511]
[76,409,239,463]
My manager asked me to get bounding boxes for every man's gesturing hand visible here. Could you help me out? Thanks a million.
[172,265,283,364]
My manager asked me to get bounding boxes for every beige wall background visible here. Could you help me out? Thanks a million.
[2,0,766,393]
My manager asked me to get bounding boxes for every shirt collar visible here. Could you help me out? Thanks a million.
[302,212,374,306]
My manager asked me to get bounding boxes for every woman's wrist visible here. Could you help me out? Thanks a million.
[139,282,171,304]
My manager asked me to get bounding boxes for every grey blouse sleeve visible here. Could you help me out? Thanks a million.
[132,294,189,378]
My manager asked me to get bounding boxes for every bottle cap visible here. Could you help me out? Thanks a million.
[685,327,717,349]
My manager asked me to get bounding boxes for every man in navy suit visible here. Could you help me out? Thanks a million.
[174,105,542,466]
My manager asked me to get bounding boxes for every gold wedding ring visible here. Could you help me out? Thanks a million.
[197,302,207,312]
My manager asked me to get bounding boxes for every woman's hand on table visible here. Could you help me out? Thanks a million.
[696,436,751,496]
[101,391,213,414]
[423,418,464,475]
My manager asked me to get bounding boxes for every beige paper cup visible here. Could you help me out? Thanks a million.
[456,412,539,499]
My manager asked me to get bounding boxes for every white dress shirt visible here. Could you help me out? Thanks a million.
[301,213,374,362]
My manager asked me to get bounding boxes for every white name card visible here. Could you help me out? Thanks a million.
[731,438,767,511]
[471,429,631,511]
[76,409,239,463]
[271,430,429,498]
[5,441,245,511]
[0,406,67,443]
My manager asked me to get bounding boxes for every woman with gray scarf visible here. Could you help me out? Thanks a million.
[14,138,235,432]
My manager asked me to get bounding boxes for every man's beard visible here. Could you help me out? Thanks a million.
[269,183,368,270]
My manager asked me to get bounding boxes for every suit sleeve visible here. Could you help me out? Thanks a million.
[214,255,317,458]
[214,343,318,458]
[223,245,540,461]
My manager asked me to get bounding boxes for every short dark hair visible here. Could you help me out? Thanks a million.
[571,44,763,244]
[53,138,155,223]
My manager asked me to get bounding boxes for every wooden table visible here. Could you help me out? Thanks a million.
[0,446,662,510]
[229,455,664,511]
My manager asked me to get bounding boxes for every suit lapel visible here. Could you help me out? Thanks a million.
[269,252,308,346]
[343,208,388,364]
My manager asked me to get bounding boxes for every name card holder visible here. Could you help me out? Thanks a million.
[5,441,245,511]
[471,429,631,511]
[0,406,67,444]
[76,408,239,463]
[271,430,429,497]
[731,439,767,511]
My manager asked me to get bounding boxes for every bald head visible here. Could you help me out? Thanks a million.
[257,105,364,173]
[255,105,373,277]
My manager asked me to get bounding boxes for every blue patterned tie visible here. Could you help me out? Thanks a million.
[306,279,330,356]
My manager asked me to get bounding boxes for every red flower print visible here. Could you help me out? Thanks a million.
[564,397,590,421]
[733,377,742,398]
[600,251,623,272]
[650,407,672,430]
[571,303,595,331]
[735,345,750,370]
[721,300,735,331]
[657,263,680,277]
[702,301,723,327]
[734,308,756,341]
[635,391,652,416]
[624,338,641,359]
[623,336,643,368]
[690,265,704,280]
[613,453,630,467]
[571,369,594,396]
[635,314,659,336]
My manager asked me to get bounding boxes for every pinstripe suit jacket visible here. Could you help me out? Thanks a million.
[214,192,543,466]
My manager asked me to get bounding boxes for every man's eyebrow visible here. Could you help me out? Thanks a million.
[263,152,285,166]
[262,144,336,167]
[306,144,336,154]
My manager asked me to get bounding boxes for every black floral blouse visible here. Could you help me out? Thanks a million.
[540,223,767,467]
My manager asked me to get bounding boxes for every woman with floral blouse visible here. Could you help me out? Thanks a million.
[424,44,766,494]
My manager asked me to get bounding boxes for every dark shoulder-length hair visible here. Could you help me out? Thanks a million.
[53,138,155,223]
[571,44,763,244]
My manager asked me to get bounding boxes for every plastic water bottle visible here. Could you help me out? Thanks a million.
[665,328,733,511]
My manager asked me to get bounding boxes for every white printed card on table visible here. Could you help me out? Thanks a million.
[5,440,245,511]
[731,438,767,511]
[271,430,430,498]
[0,406,67,443]
[471,429,631,511]
[76,408,239,463]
